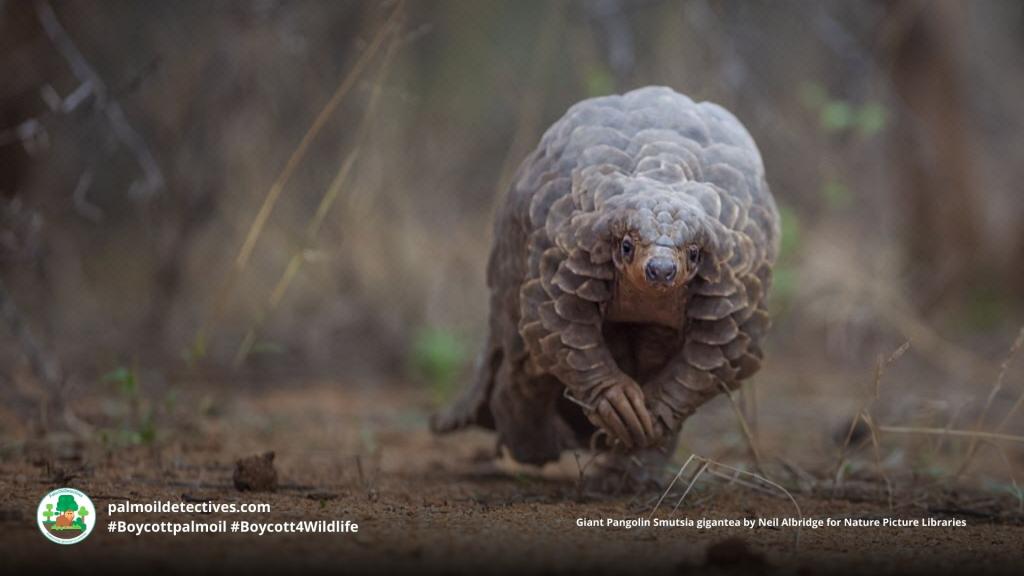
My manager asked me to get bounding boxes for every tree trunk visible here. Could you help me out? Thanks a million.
[887,1,978,311]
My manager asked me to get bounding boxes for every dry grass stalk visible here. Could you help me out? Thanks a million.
[197,1,405,350]
[860,411,893,510]
[777,456,817,489]
[671,460,708,513]
[876,425,1024,444]
[744,383,761,453]
[831,341,909,497]
[956,326,1024,477]
[649,454,803,550]
[233,150,362,366]
[233,9,407,366]
[930,400,965,457]
[995,387,1024,437]
[702,466,777,497]
[232,5,402,273]
[983,439,1024,512]
[649,453,698,519]
[572,451,596,487]
[718,382,767,478]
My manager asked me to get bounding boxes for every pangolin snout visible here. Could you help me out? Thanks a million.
[644,257,677,284]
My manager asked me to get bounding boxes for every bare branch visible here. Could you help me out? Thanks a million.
[34,0,165,199]
[0,277,62,388]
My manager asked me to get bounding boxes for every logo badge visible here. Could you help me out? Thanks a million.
[37,488,96,545]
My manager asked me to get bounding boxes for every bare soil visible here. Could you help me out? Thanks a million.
[1,384,1022,574]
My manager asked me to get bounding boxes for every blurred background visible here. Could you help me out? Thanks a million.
[2,0,1023,487]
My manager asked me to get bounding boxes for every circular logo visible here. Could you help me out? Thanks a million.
[37,488,96,545]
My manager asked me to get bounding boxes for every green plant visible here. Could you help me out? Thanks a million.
[181,332,207,367]
[102,365,137,396]
[768,203,800,314]
[101,363,159,446]
[583,64,614,97]
[777,203,801,261]
[411,327,467,404]
[821,178,851,210]
[799,80,888,138]
[857,103,887,138]
[820,100,855,132]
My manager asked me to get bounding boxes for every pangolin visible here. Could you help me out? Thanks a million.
[432,86,780,489]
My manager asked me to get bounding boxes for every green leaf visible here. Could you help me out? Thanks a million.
[102,366,136,396]
[584,65,615,97]
[857,102,887,137]
[138,409,157,445]
[822,179,852,210]
[798,81,827,109]
[181,332,207,367]
[820,101,854,133]
[778,204,801,261]
[411,327,467,404]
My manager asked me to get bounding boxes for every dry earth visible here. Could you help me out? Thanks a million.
[1,384,1022,574]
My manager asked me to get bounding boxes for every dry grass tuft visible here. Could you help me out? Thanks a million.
[649,454,804,549]
[197,1,406,352]
[956,326,1024,477]
[831,340,909,500]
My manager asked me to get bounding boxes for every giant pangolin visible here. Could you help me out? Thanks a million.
[432,86,780,489]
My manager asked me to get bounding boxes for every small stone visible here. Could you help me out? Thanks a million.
[233,451,278,492]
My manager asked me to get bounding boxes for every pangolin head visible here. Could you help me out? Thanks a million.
[589,174,717,296]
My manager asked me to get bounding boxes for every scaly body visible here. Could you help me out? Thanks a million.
[433,86,780,489]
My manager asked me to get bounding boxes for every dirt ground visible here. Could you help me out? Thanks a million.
[2,383,1023,574]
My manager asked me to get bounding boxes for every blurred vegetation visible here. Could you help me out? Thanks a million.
[800,80,888,138]
[410,326,467,405]
[100,364,158,445]
[767,203,800,316]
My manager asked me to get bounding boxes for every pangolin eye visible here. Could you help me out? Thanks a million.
[620,237,634,260]
[687,244,702,265]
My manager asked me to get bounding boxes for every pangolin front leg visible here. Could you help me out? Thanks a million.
[643,266,772,440]
[519,252,656,449]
